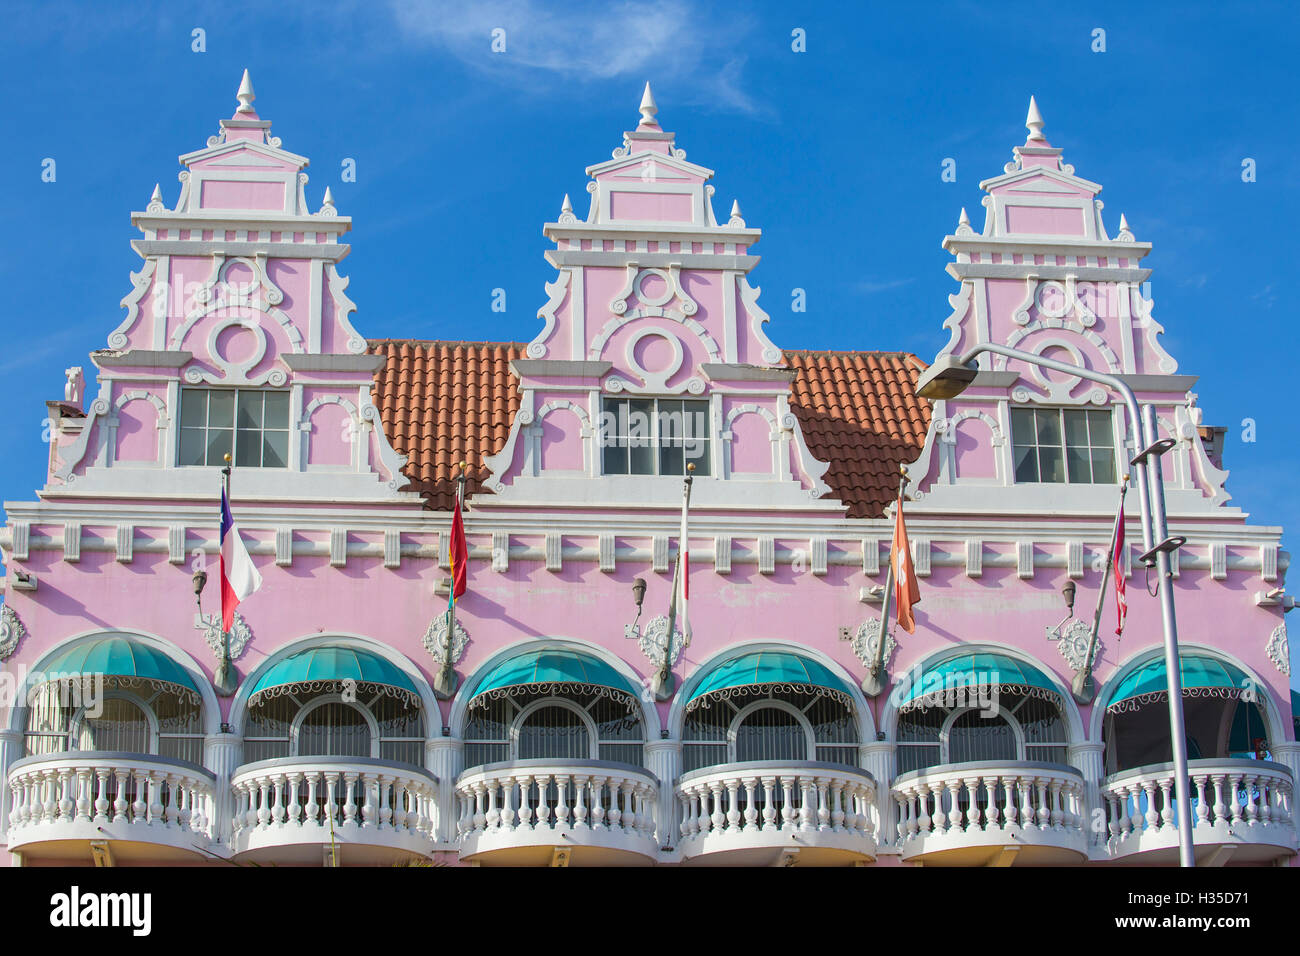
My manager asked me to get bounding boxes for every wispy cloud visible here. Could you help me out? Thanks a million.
[386,0,762,115]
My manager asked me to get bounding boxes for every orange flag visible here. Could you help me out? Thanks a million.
[892,492,920,633]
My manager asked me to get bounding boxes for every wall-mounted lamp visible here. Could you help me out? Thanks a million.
[624,578,647,641]
[1062,580,1076,614]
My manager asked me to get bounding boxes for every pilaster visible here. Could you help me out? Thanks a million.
[645,738,682,855]
[203,732,243,849]
[427,737,464,847]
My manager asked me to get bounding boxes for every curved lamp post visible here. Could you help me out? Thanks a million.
[916,345,1194,868]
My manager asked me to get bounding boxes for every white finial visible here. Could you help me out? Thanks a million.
[639,82,658,126]
[561,193,573,214]
[1026,95,1045,142]
[558,193,577,224]
[236,69,256,113]
[322,186,335,206]
[727,200,746,228]
[1117,212,1135,242]
[956,207,973,235]
[147,183,165,213]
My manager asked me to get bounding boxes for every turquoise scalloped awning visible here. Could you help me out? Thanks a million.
[468,649,638,704]
[42,638,197,692]
[1107,654,1249,711]
[249,647,419,702]
[895,652,1059,709]
[684,650,854,711]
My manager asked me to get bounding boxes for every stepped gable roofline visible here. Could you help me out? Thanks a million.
[365,339,930,518]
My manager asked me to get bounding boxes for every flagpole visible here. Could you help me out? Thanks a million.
[653,463,693,702]
[213,453,237,697]
[435,463,467,700]
[863,466,908,697]
[1071,478,1128,703]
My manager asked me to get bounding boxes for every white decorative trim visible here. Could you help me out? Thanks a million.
[1130,284,1178,375]
[423,614,469,666]
[810,536,827,576]
[330,528,347,567]
[758,536,775,574]
[492,531,509,572]
[862,539,880,576]
[325,263,367,355]
[63,522,82,563]
[636,615,685,669]
[714,535,731,575]
[851,617,895,671]
[599,532,616,572]
[115,524,134,563]
[546,532,562,571]
[1210,543,1227,580]
[109,258,160,350]
[1057,618,1099,672]
[965,538,983,577]
[1067,540,1084,578]
[275,528,293,566]
[779,401,834,500]
[383,529,401,569]
[199,611,252,662]
[527,269,571,359]
[738,278,782,365]
[912,538,931,577]
[1016,541,1034,579]
[1267,624,1290,677]
[0,605,27,661]
[10,521,30,562]
[652,534,669,573]
[937,283,973,359]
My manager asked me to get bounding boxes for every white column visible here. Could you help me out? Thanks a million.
[860,741,895,850]
[1268,742,1300,788]
[644,739,682,855]
[0,729,22,841]
[1068,741,1106,850]
[426,736,463,846]
[203,732,243,850]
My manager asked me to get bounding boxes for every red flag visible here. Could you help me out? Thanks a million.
[448,491,467,604]
[1113,498,1127,636]
[892,492,920,634]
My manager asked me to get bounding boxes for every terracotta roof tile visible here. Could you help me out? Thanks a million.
[367,340,930,517]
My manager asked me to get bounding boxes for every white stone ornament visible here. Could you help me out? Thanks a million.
[423,615,469,665]
[0,605,27,661]
[1267,623,1290,677]
[1057,618,1099,671]
[633,615,685,668]
[850,618,895,670]
[198,611,252,662]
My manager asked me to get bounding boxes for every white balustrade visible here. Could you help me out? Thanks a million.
[676,762,877,852]
[455,761,658,845]
[7,752,215,844]
[230,758,438,845]
[1103,758,1294,854]
[892,761,1085,850]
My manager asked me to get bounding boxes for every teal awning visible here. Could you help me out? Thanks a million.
[1292,691,1300,735]
[684,650,854,712]
[896,652,1060,711]
[1107,654,1249,713]
[468,648,639,708]
[249,647,420,706]
[41,638,199,700]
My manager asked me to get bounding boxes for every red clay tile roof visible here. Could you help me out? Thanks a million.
[367,340,930,517]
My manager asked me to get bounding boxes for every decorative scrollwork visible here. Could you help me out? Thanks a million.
[199,611,252,662]
[1267,623,1290,677]
[423,614,469,665]
[0,605,27,661]
[850,618,895,671]
[1057,618,1099,672]
[634,615,685,669]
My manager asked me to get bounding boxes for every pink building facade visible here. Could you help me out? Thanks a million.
[0,77,1293,867]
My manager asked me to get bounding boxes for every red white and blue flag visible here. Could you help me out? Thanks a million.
[1113,496,1128,636]
[220,488,262,632]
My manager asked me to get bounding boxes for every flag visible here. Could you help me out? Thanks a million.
[220,488,262,633]
[892,492,920,634]
[1113,497,1128,636]
[447,486,468,609]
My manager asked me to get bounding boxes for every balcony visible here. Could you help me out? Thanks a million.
[1102,758,1296,865]
[676,761,878,866]
[892,761,1087,866]
[7,752,216,864]
[230,757,439,865]
[455,759,659,866]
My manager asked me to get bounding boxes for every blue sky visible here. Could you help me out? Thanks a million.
[2,0,1297,559]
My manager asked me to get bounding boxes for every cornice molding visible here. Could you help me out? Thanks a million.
[91,350,193,370]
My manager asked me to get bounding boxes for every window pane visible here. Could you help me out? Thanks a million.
[1038,445,1065,483]
[627,400,654,442]
[1066,445,1090,483]
[659,443,684,476]
[180,390,207,428]
[263,430,288,469]
[657,401,684,442]
[1010,408,1036,443]
[1035,410,1061,445]
[179,428,206,466]
[263,391,289,428]
[236,429,261,467]
[236,391,263,429]
[1014,445,1038,482]
[687,439,711,476]
[1063,410,1089,447]
[205,428,232,465]
[1087,409,1113,443]
[603,443,628,475]
[629,441,654,475]
[208,390,235,429]
[1090,447,1114,483]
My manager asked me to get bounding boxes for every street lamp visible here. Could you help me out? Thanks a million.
[916,343,1195,868]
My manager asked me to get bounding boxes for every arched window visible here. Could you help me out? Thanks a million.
[896,692,1068,774]
[25,683,204,764]
[1103,654,1273,774]
[244,688,424,767]
[683,690,859,773]
[463,690,645,768]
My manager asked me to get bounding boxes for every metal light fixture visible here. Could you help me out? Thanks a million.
[192,568,208,603]
[1062,580,1076,613]
[624,578,647,641]
[915,355,979,400]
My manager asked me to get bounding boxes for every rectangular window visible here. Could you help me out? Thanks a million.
[1011,407,1115,484]
[600,397,711,476]
[179,388,290,467]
